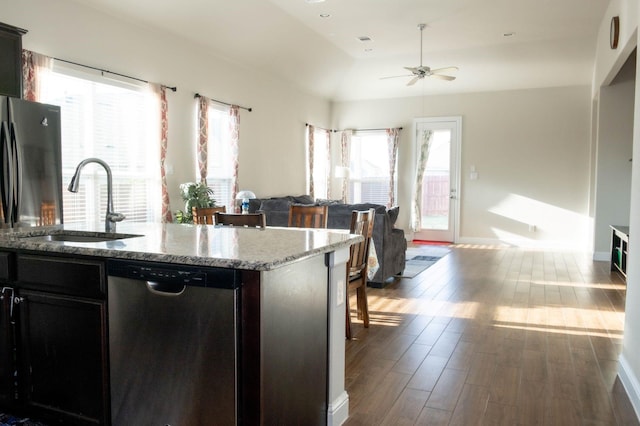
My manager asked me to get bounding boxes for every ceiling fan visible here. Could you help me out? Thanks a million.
[381,23,458,86]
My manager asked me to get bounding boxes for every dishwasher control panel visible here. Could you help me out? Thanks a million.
[107,259,240,289]
[127,266,207,286]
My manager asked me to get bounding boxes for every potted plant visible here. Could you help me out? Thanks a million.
[175,182,217,223]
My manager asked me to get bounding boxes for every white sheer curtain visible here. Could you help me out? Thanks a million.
[411,129,433,231]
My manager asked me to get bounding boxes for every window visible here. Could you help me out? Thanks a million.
[205,105,235,211]
[40,65,161,224]
[308,127,330,199]
[348,131,396,205]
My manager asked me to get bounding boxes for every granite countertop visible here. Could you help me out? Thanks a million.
[0,222,362,271]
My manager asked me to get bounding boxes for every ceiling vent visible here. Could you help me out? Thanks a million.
[357,36,373,42]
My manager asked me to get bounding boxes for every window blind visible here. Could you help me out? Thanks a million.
[40,69,161,224]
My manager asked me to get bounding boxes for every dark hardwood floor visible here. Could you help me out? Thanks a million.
[345,244,638,425]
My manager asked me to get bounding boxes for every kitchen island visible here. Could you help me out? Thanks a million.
[0,222,360,425]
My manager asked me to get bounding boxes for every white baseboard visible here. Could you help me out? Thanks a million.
[327,391,349,426]
[618,354,640,421]
[593,251,610,261]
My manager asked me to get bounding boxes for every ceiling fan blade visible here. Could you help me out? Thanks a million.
[404,66,419,74]
[430,66,459,75]
[407,76,422,86]
[429,74,456,81]
[380,74,414,80]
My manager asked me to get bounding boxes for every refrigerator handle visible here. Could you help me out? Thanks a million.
[0,122,12,224]
[9,122,20,224]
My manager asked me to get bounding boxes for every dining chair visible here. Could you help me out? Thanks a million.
[346,208,375,339]
[214,212,266,228]
[192,206,226,224]
[288,204,328,228]
[40,201,56,225]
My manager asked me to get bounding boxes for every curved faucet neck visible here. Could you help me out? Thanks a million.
[68,158,119,232]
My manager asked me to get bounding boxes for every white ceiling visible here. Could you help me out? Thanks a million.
[76,0,610,101]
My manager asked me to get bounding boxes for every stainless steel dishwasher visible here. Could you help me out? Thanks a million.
[107,259,239,426]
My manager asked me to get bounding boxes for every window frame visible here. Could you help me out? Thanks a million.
[39,62,162,224]
[347,130,397,205]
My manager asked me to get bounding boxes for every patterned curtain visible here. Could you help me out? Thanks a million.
[340,130,352,202]
[158,85,172,222]
[411,129,433,231]
[197,96,209,184]
[324,129,331,199]
[386,128,400,207]
[22,50,53,101]
[307,124,315,198]
[229,105,240,211]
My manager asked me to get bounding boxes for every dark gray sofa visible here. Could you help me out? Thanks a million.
[249,195,406,286]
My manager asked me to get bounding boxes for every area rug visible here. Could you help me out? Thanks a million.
[0,414,47,426]
[397,245,451,278]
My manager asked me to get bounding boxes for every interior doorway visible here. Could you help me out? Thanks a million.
[413,117,461,243]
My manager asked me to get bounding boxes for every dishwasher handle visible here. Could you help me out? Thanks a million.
[146,281,186,296]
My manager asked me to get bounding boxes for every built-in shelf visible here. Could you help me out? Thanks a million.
[610,225,628,279]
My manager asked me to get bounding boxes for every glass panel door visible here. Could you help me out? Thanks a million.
[414,117,461,242]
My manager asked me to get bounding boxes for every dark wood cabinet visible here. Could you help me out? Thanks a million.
[0,253,109,425]
[0,252,15,407]
[0,287,16,407]
[17,290,107,425]
[0,22,27,98]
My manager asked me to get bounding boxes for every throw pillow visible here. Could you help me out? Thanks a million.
[259,199,292,212]
[388,206,400,225]
[316,198,342,206]
[292,195,314,204]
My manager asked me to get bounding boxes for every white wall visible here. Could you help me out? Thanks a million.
[0,0,332,212]
[333,86,592,248]
[593,53,635,259]
[592,0,640,418]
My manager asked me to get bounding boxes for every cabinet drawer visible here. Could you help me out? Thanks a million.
[16,255,105,298]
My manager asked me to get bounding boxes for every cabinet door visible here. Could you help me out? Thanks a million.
[18,290,108,425]
[0,23,26,98]
[0,287,15,408]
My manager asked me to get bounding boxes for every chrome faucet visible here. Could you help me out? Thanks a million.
[68,158,125,233]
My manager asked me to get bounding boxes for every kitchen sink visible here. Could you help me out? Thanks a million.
[19,231,142,243]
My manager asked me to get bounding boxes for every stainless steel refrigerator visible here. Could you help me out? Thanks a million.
[0,96,62,228]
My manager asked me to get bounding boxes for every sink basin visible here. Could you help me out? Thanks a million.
[19,231,142,243]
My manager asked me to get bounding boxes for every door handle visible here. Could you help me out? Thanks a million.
[0,123,11,223]
[9,123,20,224]
[146,281,186,296]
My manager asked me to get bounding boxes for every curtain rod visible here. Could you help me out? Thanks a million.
[53,57,177,91]
[194,93,252,112]
[350,127,403,132]
[305,123,337,132]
